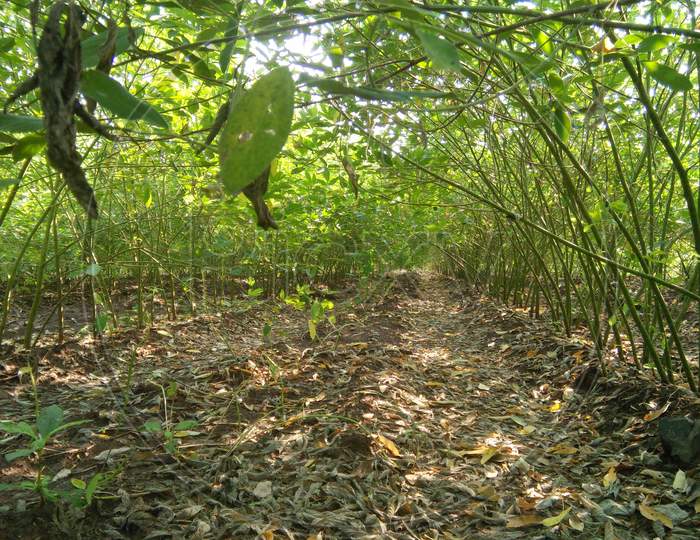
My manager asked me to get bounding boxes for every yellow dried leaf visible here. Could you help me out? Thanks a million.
[173,430,198,438]
[478,485,498,500]
[639,503,674,528]
[261,530,274,540]
[542,507,570,527]
[591,37,616,53]
[480,446,500,464]
[549,401,561,412]
[694,498,700,513]
[462,446,490,456]
[376,434,401,457]
[548,444,577,455]
[602,467,617,488]
[306,534,323,540]
[506,514,542,528]
[284,413,305,427]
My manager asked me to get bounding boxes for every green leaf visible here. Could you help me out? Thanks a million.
[637,35,676,54]
[173,420,198,431]
[219,17,240,74]
[547,73,567,100]
[37,405,64,438]
[95,313,109,334]
[306,78,452,101]
[187,53,215,80]
[5,448,35,462]
[680,40,700,55]
[0,38,15,53]
[609,199,627,213]
[219,67,295,194]
[84,473,103,504]
[614,34,643,49]
[0,114,44,133]
[166,381,177,398]
[642,62,692,91]
[552,104,571,143]
[143,419,162,433]
[530,27,553,56]
[71,478,87,490]
[81,27,143,69]
[511,52,555,77]
[0,420,36,437]
[415,28,460,72]
[311,300,323,320]
[12,133,46,162]
[80,70,170,129]
[47,420,87,437]
[0,179,19,190]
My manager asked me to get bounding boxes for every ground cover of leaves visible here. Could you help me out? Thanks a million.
[1,273,698,539]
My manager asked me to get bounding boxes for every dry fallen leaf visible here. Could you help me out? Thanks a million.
[506,514,542,528]
[569,514,584,531]
[252,480,273,499]
[672,469,688,492]
[602,467,617,488]
[516,497,537,511]
[643,402,670,421]
[639,502,674,529]
[480,445,500,464]
[640,469,665,481]
[376,434,401,457]
[604,521,620,540]
[547,443,577,455]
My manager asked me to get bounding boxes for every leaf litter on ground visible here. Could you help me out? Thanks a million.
[0,273,699,538]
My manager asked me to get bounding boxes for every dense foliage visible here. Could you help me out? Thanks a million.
[0,0,699,391]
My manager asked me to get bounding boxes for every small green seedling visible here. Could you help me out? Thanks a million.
[279,285,336,340]
[0,405,87,464]
[143,419,199,455]
[245,277,264,298]
[0,405,92,505]
[308,299,335,340]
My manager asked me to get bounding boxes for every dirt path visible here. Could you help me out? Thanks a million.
[1,274,697,539]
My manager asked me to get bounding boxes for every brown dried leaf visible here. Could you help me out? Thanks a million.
[375,434,401,457]
[506,514,542,528]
